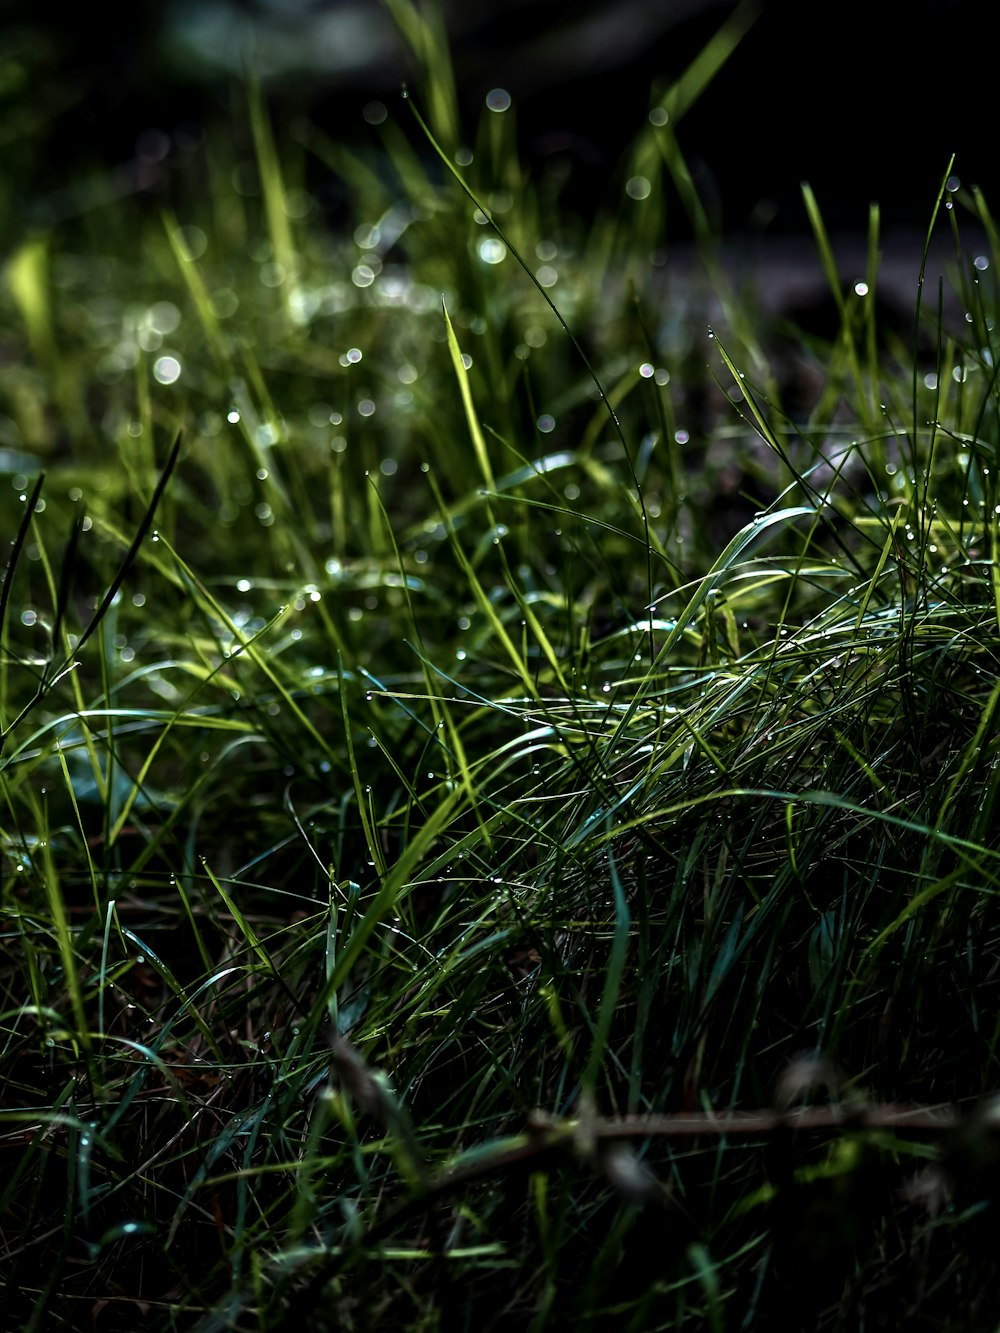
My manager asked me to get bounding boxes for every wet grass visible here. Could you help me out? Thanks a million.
[4,8,1000,1330]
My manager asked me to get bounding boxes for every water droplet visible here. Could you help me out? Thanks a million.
[477,237,506,265]
[153,355,181,385]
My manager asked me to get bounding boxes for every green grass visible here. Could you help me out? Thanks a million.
[4,9,1000,1330]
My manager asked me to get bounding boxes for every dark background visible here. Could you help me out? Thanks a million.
[1,0,994,238]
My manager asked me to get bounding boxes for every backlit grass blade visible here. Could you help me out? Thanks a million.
[248,76,299,322]
[441,298,495,491]
[164,211,229,368]
[428,471,537,698]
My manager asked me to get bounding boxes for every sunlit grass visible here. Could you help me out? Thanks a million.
[3,6,1000,1330]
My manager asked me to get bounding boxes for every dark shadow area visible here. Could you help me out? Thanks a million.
[4,0,996,240]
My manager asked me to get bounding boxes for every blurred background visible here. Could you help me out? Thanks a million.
[2,0,995,242]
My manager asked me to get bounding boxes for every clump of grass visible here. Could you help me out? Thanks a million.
[3,7,1000,1330]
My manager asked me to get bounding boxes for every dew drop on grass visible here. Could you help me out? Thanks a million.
[153,355,181,385]
[478,237,506,265]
